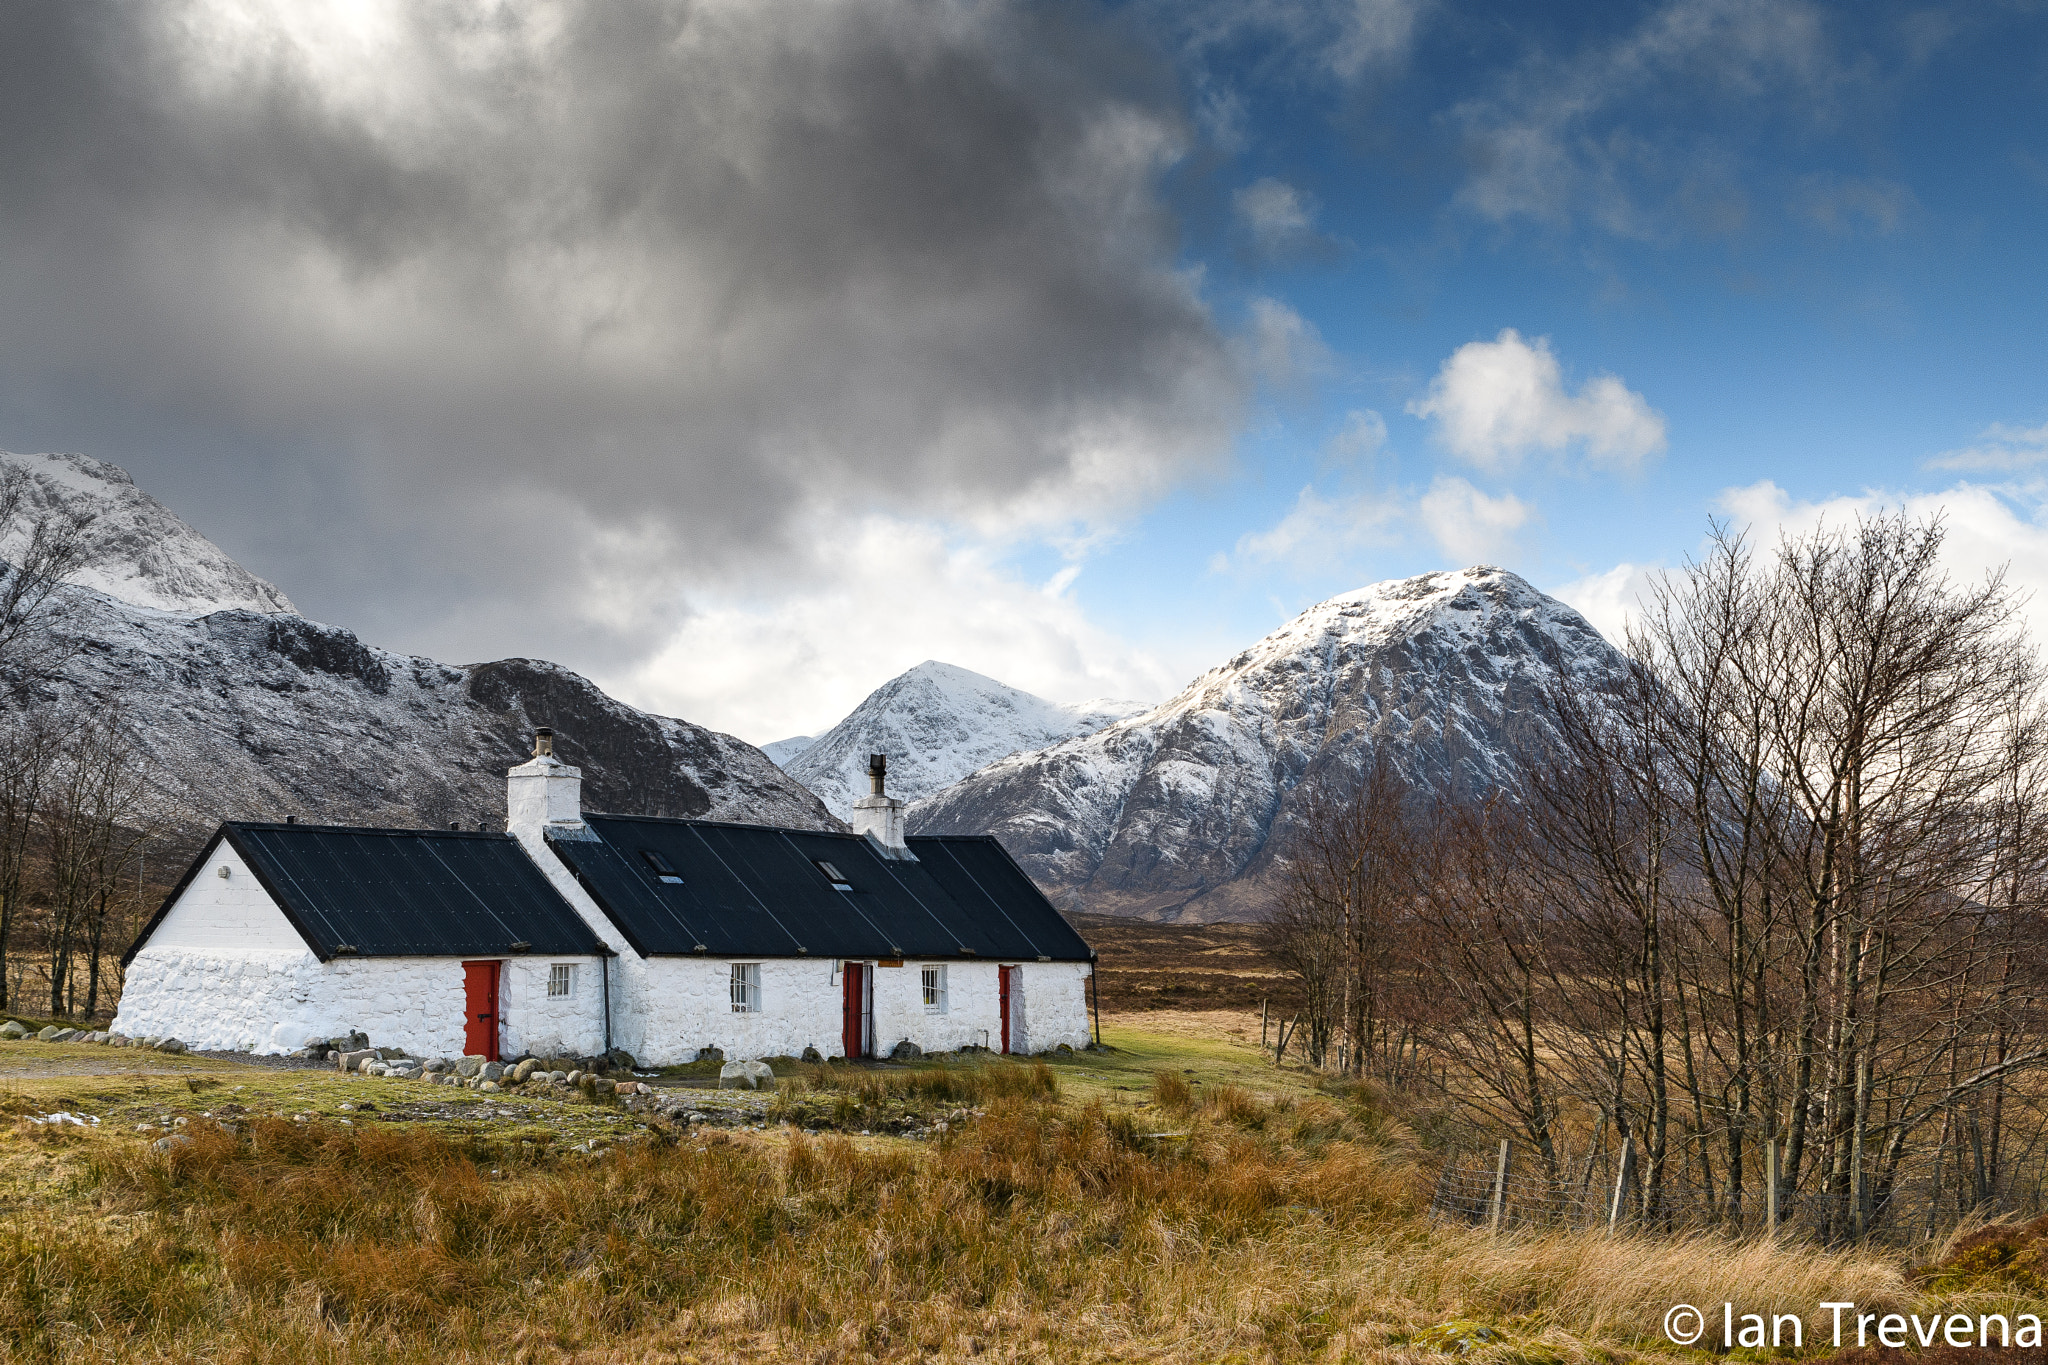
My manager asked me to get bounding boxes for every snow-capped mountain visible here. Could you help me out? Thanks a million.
[5,456,835,837]
[760,735,816,766]
[2,450,297,616]
[911,568,1626,922]
[781,660,1146,818]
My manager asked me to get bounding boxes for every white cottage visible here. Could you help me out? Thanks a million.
[115,734,1098,1063]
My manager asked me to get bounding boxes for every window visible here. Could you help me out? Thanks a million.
[922,964,947,1014]
[548,963,577,998]
[640,849,684,884]
[730,962,762,1014]
[813,859,853,892]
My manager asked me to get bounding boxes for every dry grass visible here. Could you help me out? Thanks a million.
[0,1072,1952,1365]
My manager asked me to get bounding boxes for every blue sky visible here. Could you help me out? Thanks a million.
[2,1,2045,741]
[1055,0,2048,682]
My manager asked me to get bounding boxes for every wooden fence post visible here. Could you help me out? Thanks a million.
[1260,998,1269,1050]
[1607,1136,1635,1234]
[1489,1139,1513,1234]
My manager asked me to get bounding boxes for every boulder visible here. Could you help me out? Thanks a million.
[424,1058,449,1073]
[152,1133,194,1153]
[696,1046,724,1064]
[36,1026,61,1041]
[479,1080,500,1093]
[801,1045,824,1064]
[889,1039,922,1061]
[603,1047,637,1072]
[479,1061,505,1082]
[719,1060,774,1090]
[156,1038,187,1054]
[338,1049,377,1073]
[453,1055,487,1079]
[511,1059,539,1083]
[49,1028,79,1043]
[0,1021,26,1039]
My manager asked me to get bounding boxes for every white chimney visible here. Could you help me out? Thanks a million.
[850,752,916,860]
[506,728,585,838]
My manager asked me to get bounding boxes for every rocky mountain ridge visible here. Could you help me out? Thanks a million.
[778,660,1144,818]
[2,450,297,616]
[910,568,1626,922]
[3,451,836,838]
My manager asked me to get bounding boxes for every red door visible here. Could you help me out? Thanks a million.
[463,960,500,1060]
[999,965,1014,1054]
[841,963,866,1059]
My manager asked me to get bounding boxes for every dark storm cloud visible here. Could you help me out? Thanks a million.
[0,1,1246,666]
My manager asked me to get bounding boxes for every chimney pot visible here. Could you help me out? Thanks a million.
[868,752,887,796]
[534,727,555,758]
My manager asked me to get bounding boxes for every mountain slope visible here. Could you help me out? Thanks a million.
[2,450,297,615]
[24,580,838,836]
[3,451,836,837]
[910,568,1624,922]
[784,660,1145,817]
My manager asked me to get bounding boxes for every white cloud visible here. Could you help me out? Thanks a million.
[1221,485,1403,575]
[1217,470,1529,576]
[1417,476,1532,564]
[1407,329,1666,472]
[1235,177,1314,242]
[613,515,1183,743]
[1927,421,2048,472]
[1718,478,2048,651]
[1328,409,1389,464]
[1238,296,1332,390]
[1792,172,1916,235]
[1550,561,1661,645]
[1449,0,1851,239]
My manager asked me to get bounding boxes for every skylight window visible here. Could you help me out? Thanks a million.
[640,849,684,884]
[814,859,854,892]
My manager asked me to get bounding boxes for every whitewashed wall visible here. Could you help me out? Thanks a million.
[115,836,608,1057]
[1012,961,1094,1052]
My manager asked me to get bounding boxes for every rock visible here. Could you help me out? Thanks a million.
[152,1134,193,1152]
[454,1055,486,1079]
[719,1060,773,1090]
[338,1048,377,1073]
[1056,1043,1074,1055]
[595,1078,617,1097]
[696,1046,724,1064]
[156,1038,186,1054]
[479,1081,500,1093]
[603,1047,637,1072]
[36,1026,61,1041]
[801,1045,824,1064]
[550,1070,568,1084]
[511,1059,538,1083]
[49,1028,79,1043]
[345,1031,369,1050]
[424,1058,448,1073]
[889,1039,922,1061]
[479,1061,504,1082]
[0,1021,26,1039]
[565,1069,583,1087]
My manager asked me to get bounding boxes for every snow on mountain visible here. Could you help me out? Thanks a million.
[1,451,835,838]
[1,450,297,615]
[761,735,816,766]
[19,579,839,838]
[784,660,1147,818]
[911,568,1626,922]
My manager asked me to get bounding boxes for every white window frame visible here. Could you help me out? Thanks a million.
[548,962,577,999]
[731,962,762,1014]
[922,964,947,1014]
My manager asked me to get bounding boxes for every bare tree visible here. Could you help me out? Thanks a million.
[0,464,97,682]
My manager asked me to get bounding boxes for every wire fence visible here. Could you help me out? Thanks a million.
[1427,1139,2047,1247]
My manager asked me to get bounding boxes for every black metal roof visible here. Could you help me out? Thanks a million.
[125,823,612,964]
[549,815,1094,961]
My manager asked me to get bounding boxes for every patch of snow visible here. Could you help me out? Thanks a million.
[785,660,1146,818]
[761,735,815,766]
[0,450,296,616]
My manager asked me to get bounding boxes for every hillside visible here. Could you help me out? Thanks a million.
[912,568,1624,921]
[3,451,836,836]
[780,660,1142,817]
